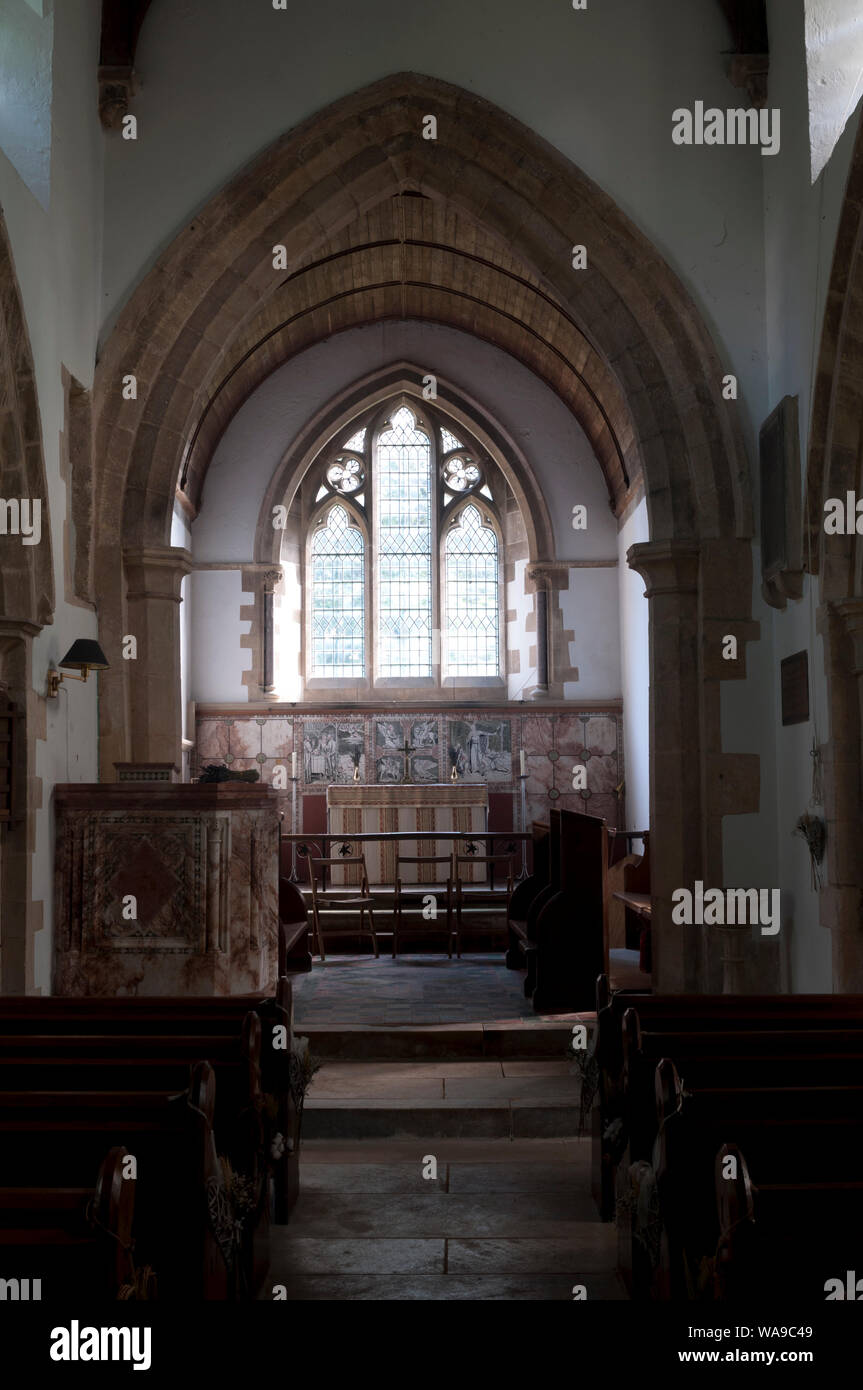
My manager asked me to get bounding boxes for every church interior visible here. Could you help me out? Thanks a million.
[2,0,863,1328]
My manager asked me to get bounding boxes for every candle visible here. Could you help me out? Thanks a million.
[291,751,297,779]
[519,750,526,777]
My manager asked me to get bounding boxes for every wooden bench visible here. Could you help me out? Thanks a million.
[0,984,300,1226]
[648,1057,863,1299]
[506,818,553,995]
[714,1142,863,1301]
[279,878,312,974]
[506,810,609,1012]
[0,1146,136,1299]
[596,989,863,1297]
[0,1061,233,1299]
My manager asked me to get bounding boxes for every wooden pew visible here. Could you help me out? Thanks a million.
[714,1142,863,1302]
[506,820,550,984]
[0,985,300,1225]
[279,878,312,974]
[592,983,863,1232]
[620,1006,863,1161]
[612,834,651,966]
[529,809,608,1013]
[507,816,559,998]
[0,1061,233,1299]
[0,991,299,1292]
[0,1146,136,1300]
[648,1058,863,1300]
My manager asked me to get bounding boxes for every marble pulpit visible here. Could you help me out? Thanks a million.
[326,783,488,885]
[53,783,280,995]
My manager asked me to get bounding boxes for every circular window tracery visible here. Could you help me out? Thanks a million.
[326,455,365,494]
[442,454,482,492]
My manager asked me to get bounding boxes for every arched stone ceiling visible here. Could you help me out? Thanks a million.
[93,72,752,560]
[178,195,636,518]
[0,211,54,628]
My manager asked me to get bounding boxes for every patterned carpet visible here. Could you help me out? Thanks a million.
[292,954,556,1024]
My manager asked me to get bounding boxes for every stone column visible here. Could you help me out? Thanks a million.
[627,540,702,993]
[818,598,863,990]
[526,566,552,699]
[261,569,282,696]
[0,621,40,993]
[122,546,193,773]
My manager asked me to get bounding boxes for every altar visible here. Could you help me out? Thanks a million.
[326,783,488,885]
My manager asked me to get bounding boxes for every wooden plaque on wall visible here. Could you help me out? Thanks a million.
[760,394,804,609]
[781,650,809,726]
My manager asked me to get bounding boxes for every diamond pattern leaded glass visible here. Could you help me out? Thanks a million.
[310,504,365,677]
[343,428,367,451]
[445,505,499,676]
[376,406,432,677]
[440,427,464,454]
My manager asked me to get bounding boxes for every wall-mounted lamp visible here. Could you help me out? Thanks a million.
[47,640,110,698]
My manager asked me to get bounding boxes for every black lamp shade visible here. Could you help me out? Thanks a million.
[59,639,110,672]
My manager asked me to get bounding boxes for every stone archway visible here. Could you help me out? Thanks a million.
[806,108,863,990]
[0,210,55,992]
[92,73,758,992]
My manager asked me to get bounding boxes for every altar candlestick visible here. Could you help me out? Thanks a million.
[519,749,526,777]
[291,751,297,779]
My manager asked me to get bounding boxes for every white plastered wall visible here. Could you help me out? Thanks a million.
[0,0,103,992]
[190,321,620,705]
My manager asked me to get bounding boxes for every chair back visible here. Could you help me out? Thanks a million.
[310,854,367,893]
[453,851,515,891]
[395,854,453,886]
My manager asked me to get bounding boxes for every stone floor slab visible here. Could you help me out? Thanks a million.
[302,1162,447,1193]
[286,1191,597,1238]
[261,1273,626,1300]
[268,1236,444,1275]
[446,1232,618,1275]
[300,1137,587,1163]
[447,1160,583,1193]
[443,1075,580,1101]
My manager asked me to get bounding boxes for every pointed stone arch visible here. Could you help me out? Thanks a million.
[806,109,863,989]
[92,73,758,990]
[0,209,55,992]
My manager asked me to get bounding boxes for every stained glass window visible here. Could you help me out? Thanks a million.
[306,403,503,684]
[310,505,365,677]
[376,406,433,677]
[444,505,499,676]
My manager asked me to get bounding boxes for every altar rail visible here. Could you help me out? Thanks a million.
[279,828,645,887]
[281,830,530,886]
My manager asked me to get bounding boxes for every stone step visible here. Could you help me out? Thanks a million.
[301,1022,577,1060]
[303,1096,581,1139]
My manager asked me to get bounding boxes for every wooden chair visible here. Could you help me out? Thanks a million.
[307,855,379,961]
[452,850,515,957]
[393,855,454,957]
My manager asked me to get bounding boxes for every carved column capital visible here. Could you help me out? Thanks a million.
[262,568,283,595]
[728,54,769,110]
[830,598,863,673]
[525,563,555,593]
[626,540,700,597]
[98,66,138,130]
[123,546,193,604]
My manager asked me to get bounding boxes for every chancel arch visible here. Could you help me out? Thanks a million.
[805,110,863,990]
[0,211,54,992]
[92,73,758,992]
